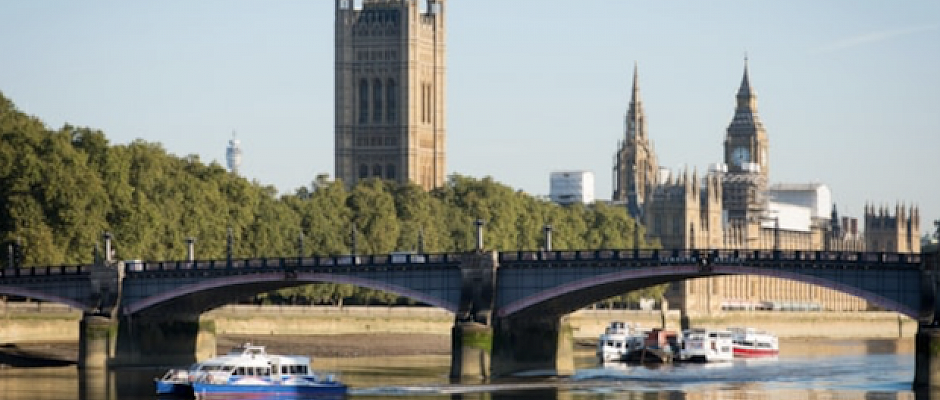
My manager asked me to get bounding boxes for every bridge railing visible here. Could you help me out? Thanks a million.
[499,249,923,269]
[0,265,86,278]
[123,253,463,274]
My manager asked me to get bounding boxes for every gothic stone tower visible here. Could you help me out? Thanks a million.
[613,65,659,218]
[722,60,769,236]
[865,204,921,253]
[335,0,446,190]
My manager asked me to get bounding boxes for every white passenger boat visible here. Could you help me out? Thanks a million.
[154,343,346,398]
[679,328,734,362]
[596,321,646,362]
[729,327,779,357]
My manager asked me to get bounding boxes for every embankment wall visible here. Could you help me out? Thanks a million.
[0,304,918,343]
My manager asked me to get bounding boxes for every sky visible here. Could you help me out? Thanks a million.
[1,1,938,233]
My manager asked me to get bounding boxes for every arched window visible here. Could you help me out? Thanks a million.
[373,79,383,123]
[386,164,396,180]
[358,79,369,123]
[372,164,382,177]
[387,79,397,123]
[359,164,369,179]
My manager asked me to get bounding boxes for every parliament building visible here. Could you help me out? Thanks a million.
[335,0,447,190]
[612,61,921,313]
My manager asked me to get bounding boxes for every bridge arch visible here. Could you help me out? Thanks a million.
[123,271,459,316]
[0,285,93,312]
[498,264,918,319]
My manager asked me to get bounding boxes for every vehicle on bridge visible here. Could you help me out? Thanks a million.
[155,343,346,398]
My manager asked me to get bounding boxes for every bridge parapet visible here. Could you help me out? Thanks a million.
[1,264,88,277]
[498,249,923,270]
[122,253,462,275]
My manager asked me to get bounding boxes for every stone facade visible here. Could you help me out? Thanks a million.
[613,61,922,313]
[612,65,659,218]
[335,0,446,190]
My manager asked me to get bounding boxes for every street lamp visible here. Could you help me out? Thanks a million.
[474,219,485,251]
[543,225,553,252]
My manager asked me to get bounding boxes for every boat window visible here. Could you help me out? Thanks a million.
[234,367,247,376]
[259,367,271,376]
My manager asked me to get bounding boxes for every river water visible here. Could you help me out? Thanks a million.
[0,339,933,400]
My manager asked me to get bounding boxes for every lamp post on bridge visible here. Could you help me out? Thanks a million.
[417,228,425,254]
[633,219,640,258]
[103,232,113,264]
[543,224,552,252]
[297,231,305,258]
[350,223,358,256]
[226,227,233,265]
[186,237,196,262]
[474,219,484,251]
[6,241,13,269]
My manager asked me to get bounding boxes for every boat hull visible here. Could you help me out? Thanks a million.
[191,382,347,397]
[155,380,194,397]
[732,347,779,357]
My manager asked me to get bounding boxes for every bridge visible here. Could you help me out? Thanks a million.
[2,243,939,386]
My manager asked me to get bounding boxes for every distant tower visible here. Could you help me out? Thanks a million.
[226,133,242,175]
[612,64,659,218]
[335,0,447,190]
[722,59,769,227]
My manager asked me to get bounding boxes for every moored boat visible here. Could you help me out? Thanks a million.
[729,327,779,357]
[154,343,347,398]
[623,328,681,364]
[679,328,734,362]
[596,321,646,362]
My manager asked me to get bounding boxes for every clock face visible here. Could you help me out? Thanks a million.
[731,147,750,166]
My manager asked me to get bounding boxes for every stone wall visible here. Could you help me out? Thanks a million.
[0,305,919,344]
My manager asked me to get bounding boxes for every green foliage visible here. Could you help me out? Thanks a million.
[0,91,662,307]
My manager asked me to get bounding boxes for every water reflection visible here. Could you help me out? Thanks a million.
[0,339,925,400]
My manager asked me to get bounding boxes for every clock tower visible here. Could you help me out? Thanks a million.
[723,59,769,179]
[722,59,769,225]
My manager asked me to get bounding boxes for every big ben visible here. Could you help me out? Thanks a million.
[722,59,769,223]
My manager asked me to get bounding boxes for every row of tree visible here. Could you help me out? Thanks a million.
[0,91,666,306]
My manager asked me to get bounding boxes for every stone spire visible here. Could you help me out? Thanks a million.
[625,62,646,141]
[731,57,763,126]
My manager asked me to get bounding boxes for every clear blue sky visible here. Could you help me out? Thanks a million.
[1,1,938,233]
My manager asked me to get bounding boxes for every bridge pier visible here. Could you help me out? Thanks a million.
[490,315,575,378]
[110,314,216,367]
[78,314,116,369]
[915,324,940,389]
[450,322,492,381]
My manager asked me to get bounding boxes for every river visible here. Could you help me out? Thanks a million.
[0,339,932,400]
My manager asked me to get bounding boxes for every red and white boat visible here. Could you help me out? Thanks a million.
[728,327,779,357]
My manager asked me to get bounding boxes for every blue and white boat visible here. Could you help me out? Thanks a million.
[155,343,347,398]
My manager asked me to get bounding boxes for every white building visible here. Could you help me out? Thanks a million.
[765,183,832,232]
[549,171,595,205]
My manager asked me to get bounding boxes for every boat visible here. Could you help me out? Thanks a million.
[155,367,195,397]
[596,321,646,362]
[678,328,734,362]
[729,327,779,357]
[623,328,681,364]
[154,343,347,398]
